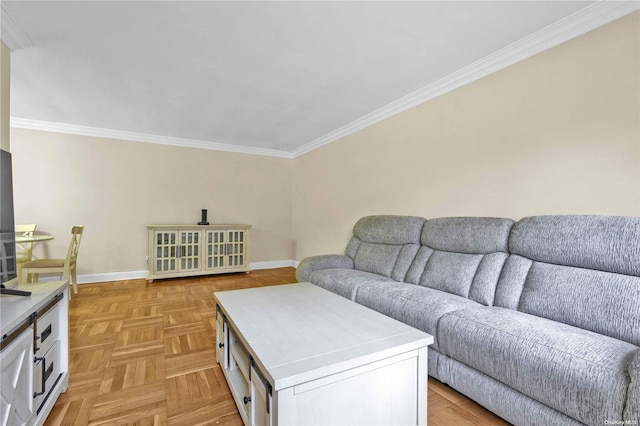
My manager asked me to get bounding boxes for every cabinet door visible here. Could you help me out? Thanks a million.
[205,230,226,271]
[178,231,201,272]
[226,230,247,269]
[153,231,179,274]
[0,327,34,426]
[250,364,271,426]
[215,308,228,368]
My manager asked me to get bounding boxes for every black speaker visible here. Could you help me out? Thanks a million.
[198,209,209,225]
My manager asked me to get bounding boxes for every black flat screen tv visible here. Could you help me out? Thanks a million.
[0,148,18,286]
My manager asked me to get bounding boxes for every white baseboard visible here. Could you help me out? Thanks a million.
[33,270,148,284]
[251,260,298,270]
[32,260,299,284]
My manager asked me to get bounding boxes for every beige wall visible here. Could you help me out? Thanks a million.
[292,12,640,260]
[7,12,640,276]
[10,129,293,277]
[1,42,9,152]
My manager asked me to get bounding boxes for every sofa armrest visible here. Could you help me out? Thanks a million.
[625,348,640,422]
[296,255,354,282]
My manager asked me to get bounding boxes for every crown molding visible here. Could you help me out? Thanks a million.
[291,0,640,158]
[8,1,639,159]
[10,117,295,159]
[1,3,33,51]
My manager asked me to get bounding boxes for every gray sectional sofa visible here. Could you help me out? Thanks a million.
[296,215,640,426]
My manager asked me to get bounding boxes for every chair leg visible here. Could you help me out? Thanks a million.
[62,269,73,299]
[33,273,39,283]
[71,268,78,295]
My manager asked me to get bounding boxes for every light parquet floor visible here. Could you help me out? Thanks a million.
[44,267,509,426]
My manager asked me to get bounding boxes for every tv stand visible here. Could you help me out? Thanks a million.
[1,280,69,425]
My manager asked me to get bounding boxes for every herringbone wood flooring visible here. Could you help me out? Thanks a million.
[44,267,508,426]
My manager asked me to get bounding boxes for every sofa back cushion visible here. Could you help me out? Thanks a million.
[405,217,514,305]
[495,215,640,346]
[346,215,425,281]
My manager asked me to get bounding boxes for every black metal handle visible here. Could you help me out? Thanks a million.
[41,324,52,344]
[44,360,54,382]
[218,342,224,349]
[243,396,251,405]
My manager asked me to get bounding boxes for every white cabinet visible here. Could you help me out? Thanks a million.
[0,281,69,426]
[147,225,251,282]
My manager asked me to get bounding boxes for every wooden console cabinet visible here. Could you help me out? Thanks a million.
[146,224,251,282]
[0,280,69,426]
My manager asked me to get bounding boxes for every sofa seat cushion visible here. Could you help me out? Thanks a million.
[308,268,396,301]
[354,282,481,351]
[438,307,637,425]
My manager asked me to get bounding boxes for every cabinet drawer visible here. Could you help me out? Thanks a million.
[230,332,250,383]
[226,328,251,424]
[34,340,61,413]
[35,305,59,357]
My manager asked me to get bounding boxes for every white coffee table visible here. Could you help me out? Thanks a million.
[214,282,433,426]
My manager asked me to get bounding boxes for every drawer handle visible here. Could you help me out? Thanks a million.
[218,343,224,349]
[44,360,54,382]
[41,324,52,344]
[33,357,54,398]
[243,396,251,405]
[33,357,46,397]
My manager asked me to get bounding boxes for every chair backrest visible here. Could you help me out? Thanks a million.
[65,226,84,268]
[15,224,37,235]
[15,224,37,261]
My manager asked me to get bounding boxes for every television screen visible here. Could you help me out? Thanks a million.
[0,148,17,284]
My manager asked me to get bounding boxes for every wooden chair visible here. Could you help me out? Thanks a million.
[15,224,37,279]
[21,226,84,296]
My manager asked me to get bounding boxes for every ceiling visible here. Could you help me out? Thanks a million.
[2,1,637,158]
